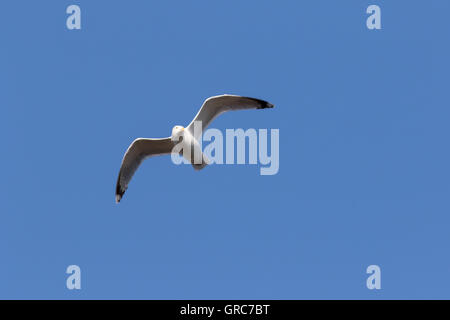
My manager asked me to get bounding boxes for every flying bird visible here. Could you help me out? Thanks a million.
[115,94,274,203]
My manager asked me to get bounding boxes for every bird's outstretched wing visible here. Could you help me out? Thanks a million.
[116,138,173,203]
[186,95,274,135]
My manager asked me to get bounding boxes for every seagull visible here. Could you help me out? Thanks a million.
[115,94,274,203]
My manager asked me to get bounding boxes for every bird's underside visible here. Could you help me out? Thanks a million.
[115,94,274,203]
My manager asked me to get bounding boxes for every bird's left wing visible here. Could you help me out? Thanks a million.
[116,138,173,203]
[186,95,274,135]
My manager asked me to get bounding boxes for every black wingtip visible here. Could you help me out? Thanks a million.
[115,188,124,204]
[115,176,126,204]
[247,97,274,109]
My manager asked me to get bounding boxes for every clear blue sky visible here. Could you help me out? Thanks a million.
[1,0,449,299]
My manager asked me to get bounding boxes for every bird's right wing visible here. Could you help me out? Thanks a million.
[116,138,174,203]
[186,95,274,135]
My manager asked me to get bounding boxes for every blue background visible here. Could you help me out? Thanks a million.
[1,0,449,299]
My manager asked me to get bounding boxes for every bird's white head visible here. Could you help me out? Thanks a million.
[171,125,185,142]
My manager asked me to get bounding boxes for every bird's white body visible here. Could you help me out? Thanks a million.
[171,125,208,168]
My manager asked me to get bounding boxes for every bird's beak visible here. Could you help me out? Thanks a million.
[181,127,184,131]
